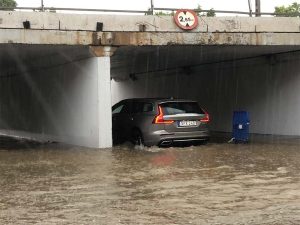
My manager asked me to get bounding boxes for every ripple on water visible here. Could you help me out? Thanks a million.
[0,139,300,224]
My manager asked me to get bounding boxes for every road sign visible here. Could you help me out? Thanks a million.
[174,9,199,30]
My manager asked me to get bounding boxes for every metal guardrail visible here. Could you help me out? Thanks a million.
[0,6,296,17]
[155,8,254,15]
[0,6,149,14]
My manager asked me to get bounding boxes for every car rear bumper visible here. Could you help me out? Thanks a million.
[144,129,210,147]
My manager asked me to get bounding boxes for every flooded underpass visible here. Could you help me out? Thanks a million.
[0,136,299,225]
[2,11,300,225]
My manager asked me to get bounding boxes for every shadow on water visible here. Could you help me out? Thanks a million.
[0,135,47,150]
[0,135,78,151]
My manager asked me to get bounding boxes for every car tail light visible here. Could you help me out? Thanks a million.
[200,112,210,123]
[153,105,174,124]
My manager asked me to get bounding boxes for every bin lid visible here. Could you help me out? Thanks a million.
[233,111,249,124]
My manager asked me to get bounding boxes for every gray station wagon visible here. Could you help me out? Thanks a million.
[112,98,210,147]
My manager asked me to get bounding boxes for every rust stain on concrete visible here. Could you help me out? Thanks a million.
[89,46,117,57]
[1,29,300,46]
[92,32,101,45]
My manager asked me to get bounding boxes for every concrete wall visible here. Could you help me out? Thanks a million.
[111,51,300,136]
[2,11,300,47]
[1,11,300,33]
[0,57,112,148]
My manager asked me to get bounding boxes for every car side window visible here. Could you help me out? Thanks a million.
[120,102,131,114]
[132,102,143,114]
[112,104,124,115]
[142,103,153,112]
[132,102,154,114]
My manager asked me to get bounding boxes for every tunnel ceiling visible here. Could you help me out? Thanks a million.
[0,44,91,76]
[111,45,300,80]
[1,44,300,80]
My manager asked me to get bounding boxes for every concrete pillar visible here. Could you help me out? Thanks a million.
[96,57,112,148]
[90,46,117,148]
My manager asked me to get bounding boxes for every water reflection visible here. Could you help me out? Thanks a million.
[0,137,299,224]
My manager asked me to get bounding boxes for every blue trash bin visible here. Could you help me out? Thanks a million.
[232,111,250,143]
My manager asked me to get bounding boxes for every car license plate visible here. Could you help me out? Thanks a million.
[178,120,197,127]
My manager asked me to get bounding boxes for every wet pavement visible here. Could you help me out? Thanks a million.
[0,135,300,225]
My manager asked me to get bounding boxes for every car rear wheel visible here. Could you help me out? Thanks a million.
[131,129,144,147]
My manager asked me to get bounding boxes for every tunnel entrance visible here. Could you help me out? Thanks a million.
[2,44,300,148]
[111,45,300,137]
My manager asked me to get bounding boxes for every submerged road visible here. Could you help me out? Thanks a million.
[0,136,300,225]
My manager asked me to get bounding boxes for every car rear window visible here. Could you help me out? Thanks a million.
[160,102,205,115]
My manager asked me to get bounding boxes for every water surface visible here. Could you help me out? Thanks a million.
[0,137,299,224]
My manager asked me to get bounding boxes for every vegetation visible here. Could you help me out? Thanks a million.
[206,8,216,17]
[0,0,17,10]
[195,5,216,17]
[48,7,56,13]
[274,2,300,17]
[154,10,174,16]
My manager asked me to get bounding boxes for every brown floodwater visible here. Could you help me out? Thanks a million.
[0,136,300,225]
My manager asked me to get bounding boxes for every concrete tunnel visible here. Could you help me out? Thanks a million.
[0,44,112,148]
[1,43,300,148]
[111,45,300,138]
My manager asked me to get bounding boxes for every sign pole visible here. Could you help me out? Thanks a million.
[255,0,261,17]
[247,0,253,17]
[41,0,45,11]
[150,0,154,15]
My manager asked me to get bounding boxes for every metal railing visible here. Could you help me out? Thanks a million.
[155,8,282,16]
[0,6,148,14]
[0,6,296,17]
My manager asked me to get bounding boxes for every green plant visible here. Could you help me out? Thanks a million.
[0,0,17,10]
[274,2,300,17]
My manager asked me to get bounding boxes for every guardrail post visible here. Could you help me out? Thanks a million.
[255,0,261,17]
[150,0,154,15]
[41,0,45,12]
[248,0,253,17]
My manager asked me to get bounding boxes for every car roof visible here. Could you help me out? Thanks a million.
[120,98,198,103]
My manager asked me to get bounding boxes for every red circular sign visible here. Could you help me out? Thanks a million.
[174,9,199,30]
